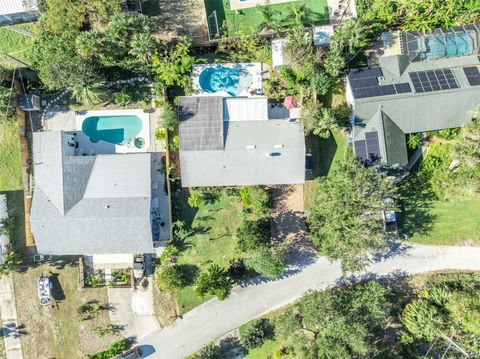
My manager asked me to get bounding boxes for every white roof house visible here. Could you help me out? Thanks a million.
[30,131,154,256]
[179,96,306,187]
[0,0,39,26]
[271,38,289,69]
[313,25,334,47]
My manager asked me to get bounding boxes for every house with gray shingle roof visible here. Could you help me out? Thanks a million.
[30,131,154,257]
[347,25,480,166]
[178,96,306,187]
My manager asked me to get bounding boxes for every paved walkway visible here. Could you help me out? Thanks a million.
[139,244,480,358]
[0,274,23,359]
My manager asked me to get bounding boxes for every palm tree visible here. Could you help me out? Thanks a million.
[71,81,103,106]
[129,32,154,65]
[256,1,280,32]
[288,2,311,28]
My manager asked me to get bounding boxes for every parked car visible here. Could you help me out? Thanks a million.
[117,346,142,359]
[305,152,313,175]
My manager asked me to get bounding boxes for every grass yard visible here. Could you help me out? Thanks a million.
[174,189,244,314]
[0,120,22,192]
[0,23,34,68]
[204,0,329,36]
[304,130,346,211]
[403,193,480,246]
[13,262,121,359]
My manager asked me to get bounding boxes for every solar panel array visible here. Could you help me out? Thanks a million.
[409,69,458,93]
[348,68,412,99]
[463,66,480,86]
[354,131,381,163]
[178,97,224,151]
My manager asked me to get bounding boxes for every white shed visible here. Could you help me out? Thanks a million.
[313,25,335,47]
[0,0,39,26]
[271,38,289,69]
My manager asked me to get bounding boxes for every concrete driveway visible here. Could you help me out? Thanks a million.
[139,244,480,358]
[108,278,160,341]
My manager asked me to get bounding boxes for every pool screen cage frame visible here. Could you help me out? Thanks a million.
[207,10,220,41]
[400,24,480,62]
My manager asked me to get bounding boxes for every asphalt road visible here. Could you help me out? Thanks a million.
[139,244,480,358]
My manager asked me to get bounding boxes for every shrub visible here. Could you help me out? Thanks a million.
[239,186,270,215]
[195,264,235,300]
[156,264,185,291]
[237,217,271,251]
[188,189,202,208]
[245,247,286,279]
[310,71,331,96]
[407,133,422,150]
[278,66,298,89]
[192,343,222,359]
[155,128,166,141]
[241,319,273,350]
[87,339,128,359]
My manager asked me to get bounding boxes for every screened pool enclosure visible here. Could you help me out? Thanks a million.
[400,24,480,62]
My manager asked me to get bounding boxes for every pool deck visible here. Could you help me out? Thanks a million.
[76,109,151,154]
[191,62,263,97]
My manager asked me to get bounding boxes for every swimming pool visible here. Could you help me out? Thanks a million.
[198,65,253,96]
[423,33,473,60]
[82,115,142,145]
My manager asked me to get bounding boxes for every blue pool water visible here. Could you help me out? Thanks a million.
[423,33,473,60]
[199,65,249,96]
[82,115,142,145]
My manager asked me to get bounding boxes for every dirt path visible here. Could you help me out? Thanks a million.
[270,185,316,263]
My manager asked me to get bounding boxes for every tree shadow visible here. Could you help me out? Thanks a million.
[49,272,65,302]
[191,225,211,236]
[1,323,27,338]
[396,173,437,238]
[372,239,413,263]
[179,264,199,286]
[306,133,338,178]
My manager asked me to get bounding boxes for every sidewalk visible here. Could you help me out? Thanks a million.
[0,274,23,359]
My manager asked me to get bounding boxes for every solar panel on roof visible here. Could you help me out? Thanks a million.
[365,131,380,159]
[354,140,367,161]
[463,66,480,86]
[408,69,459,93]
[393,83,412,94]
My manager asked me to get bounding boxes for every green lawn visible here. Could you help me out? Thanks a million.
[0,120,22,191]
[304,130,346,211]
[204,0,329,36]
[404,193,480,246]
[174,189,244,314]
[0,23,34,68]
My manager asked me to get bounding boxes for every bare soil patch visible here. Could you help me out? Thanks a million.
[152,286,179,328]
[270,185,317,263]
[13,261,120,359]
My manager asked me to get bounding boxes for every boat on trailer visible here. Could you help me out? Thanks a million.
[38,275,52,306]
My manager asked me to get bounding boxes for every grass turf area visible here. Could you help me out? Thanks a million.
[0,120,22,191]
[304,130,346,211]
[204,0,329,36]
[401,192,480,246]
[0,23,34,68]
[174,189,244,314]
[13,262,121,359]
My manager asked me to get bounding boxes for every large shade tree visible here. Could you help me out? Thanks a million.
[275,281,392,358]
[307,149,396,273]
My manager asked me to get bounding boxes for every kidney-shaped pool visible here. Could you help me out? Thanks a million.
[82,115,143,145]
